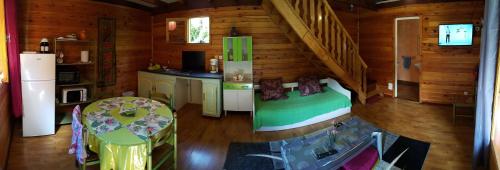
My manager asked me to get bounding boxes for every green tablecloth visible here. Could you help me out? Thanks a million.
[82,97,173,170]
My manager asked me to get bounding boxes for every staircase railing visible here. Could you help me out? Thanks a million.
[272,0,368,100]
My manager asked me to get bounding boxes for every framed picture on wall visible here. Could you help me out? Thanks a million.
[97,17,117,87]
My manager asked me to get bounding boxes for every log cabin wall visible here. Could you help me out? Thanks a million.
[17,0,152,96]
[152,6,359,83]
[359,1,484,104]
[0,85,11,169]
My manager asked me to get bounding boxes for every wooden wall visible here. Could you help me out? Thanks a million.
[0,85,11,169]
[17,0,152,96]
[359,1,484,104]
[332,6,359,44]
[152,6,359,83]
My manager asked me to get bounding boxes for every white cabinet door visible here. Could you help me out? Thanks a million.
[138,73,155,98]
[202,80,220,117]
[223,90,238,111]
[155,76,175,100]
[237,90,253,111]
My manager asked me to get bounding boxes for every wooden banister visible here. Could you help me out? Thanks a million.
[267,0,369,103]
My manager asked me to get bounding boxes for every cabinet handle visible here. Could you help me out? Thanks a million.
[203,93,205,101]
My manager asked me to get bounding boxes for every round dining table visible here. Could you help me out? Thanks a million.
[82,97,173,170]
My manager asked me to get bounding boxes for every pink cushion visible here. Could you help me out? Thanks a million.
[342,147,379,170]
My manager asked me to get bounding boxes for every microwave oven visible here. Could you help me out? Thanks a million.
[62,87,87,104]
[57,70,80,84]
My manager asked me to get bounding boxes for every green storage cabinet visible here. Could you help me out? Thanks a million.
[223,36,254,114]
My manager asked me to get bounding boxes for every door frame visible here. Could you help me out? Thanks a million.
[394,16,421,99]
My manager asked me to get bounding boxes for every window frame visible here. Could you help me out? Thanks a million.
[187,16,211,44]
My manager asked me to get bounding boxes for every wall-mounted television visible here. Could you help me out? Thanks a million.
[438,24,474,46]
[182,51,205,72]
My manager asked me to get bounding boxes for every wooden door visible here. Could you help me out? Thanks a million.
[396,18,420,101]
[397,19,420,83]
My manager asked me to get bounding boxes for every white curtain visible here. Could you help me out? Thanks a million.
[473,0,499,168]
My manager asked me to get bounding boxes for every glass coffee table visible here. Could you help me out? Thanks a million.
[269,117,382,170]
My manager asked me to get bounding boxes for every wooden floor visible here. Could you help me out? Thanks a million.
[6,97,474,170]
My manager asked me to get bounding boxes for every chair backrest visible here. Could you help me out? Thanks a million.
[153,112,177,148]
[149,92,174,110]
[69,105,88,164]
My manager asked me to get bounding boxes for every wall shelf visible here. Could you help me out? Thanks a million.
[56,98,96,107]
[54,37,97,109]
[56,80,94,87]
[56,61,94,66]
[55,39,93,43]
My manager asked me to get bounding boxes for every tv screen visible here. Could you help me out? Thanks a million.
[438,24,473,46]
[182,51,205,72]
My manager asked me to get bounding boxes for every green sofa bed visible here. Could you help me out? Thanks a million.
[253,78,352,131]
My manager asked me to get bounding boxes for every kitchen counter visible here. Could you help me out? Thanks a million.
[144,69,223,79]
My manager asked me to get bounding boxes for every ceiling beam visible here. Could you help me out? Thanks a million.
[328,0,378,11]
[374,0,482,9]
[93,0,155,11]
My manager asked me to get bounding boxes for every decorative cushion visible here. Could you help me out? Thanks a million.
[342,146,379,170]
[260,78,288,101]
[298,76,323,96]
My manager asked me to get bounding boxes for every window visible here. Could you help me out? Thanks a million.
[188,17,210,44]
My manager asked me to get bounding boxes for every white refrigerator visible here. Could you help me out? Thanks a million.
[20,53,55,137]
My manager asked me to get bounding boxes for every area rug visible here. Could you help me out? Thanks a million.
[223,117,430,170]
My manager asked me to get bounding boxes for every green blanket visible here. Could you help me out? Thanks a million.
[254,87,351,130]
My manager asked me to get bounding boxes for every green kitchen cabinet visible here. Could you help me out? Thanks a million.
[223,36,254,115]
[223,36,252,62]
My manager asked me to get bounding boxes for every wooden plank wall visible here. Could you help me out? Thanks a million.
[0,85,11,169]
[152,6,359,83]
[359,1,484,104]
[17,0,152,96]
[333,7,359,44]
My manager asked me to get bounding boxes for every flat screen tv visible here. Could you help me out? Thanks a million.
[182,51,205,72]
[438,24,473,46]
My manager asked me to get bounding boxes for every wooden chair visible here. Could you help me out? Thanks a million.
[149,92,175,112]
[452,67,478,124]
[452,94,476,124]
[147,113,177,170]
[70,105,99,170]
[80,127,101,170]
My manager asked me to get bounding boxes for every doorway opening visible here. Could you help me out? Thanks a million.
[395,17,421,102]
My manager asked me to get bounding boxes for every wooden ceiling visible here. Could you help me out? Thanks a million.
[93,0,262,14]
[329,0,483,11]
[94,0,482,14]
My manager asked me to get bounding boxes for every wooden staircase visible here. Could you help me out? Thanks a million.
[262,0,369,104]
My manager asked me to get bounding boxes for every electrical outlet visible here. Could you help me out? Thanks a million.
[388,83,393,90]
[464,91,469,95]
